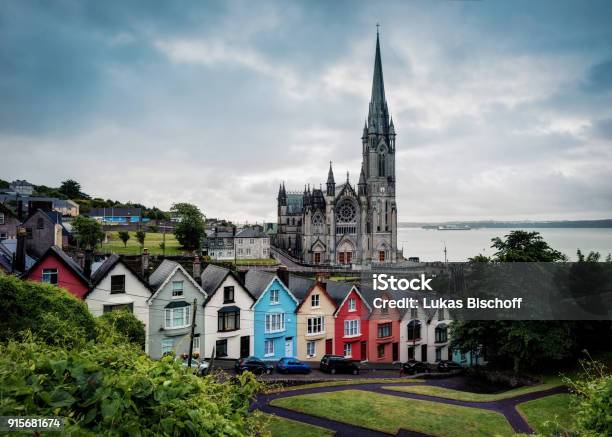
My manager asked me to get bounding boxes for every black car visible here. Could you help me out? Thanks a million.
[401,360,429,375]
[437,360,463,372]
[235,356,273,375]
[320,355,359,375]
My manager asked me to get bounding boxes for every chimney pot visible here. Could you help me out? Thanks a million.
[142,248,150,278]
[193,255,201,279]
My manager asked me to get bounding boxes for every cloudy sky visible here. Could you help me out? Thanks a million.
[1,0,612,223]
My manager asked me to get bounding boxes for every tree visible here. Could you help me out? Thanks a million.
[59,179,89,199]
[118,231,130,248]
[135,231,146,252]
[452,231,576,373]
[72,216,104,250]
[96,310,145,349]
[171,203,205,251]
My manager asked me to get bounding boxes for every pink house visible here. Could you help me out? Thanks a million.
[24,246,90,299]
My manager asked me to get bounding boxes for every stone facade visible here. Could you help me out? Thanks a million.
[275,32,398,265]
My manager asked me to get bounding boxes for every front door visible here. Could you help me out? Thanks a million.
[392,342,399,361]
[360,341,367,360]
[285,337,293,357]
[421,345,428,363]
[240,336,250,358]
[325,339,333,354]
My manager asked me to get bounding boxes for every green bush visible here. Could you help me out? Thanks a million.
[566,360,612,436]
[97,310,146,349]
[0,339,261,436]
[0,275,96,347]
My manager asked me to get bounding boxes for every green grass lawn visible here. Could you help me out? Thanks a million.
[262,414,333,437]
[270,389,514,437]
[382,382,561,402]
[516,393,574,435]
[101,231,184,255]
[235,258,279,266]
[266,378,425,394]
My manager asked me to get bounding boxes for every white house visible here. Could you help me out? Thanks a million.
[86,254,153,352]
[234,227,270,260]
[399,305,452,363]
[200,264,255,359]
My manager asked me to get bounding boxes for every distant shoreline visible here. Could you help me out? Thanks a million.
[398,219,612,229]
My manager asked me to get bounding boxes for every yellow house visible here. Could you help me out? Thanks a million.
[295,281,339,361]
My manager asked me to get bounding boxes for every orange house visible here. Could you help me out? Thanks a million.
[367,291,402,363]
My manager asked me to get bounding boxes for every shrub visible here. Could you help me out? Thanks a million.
[0,339,261,436]
[0,275,96,347]
[96,310,146,349]
[566,359,611,436]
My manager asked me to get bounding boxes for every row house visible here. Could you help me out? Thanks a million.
[200,264,255,359]
[399,305,452,364]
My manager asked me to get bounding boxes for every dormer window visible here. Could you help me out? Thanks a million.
[270,289,279,304]
[348,297,356,312]
[172,281,184,297]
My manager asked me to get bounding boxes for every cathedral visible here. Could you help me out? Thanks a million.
[275,31,399,265]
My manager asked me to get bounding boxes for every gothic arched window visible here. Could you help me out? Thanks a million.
[312,213,324,234]
[378,153,386,177]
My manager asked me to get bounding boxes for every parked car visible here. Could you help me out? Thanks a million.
[276,357,311,374]
[437,360,463,372]
[179,358,210,376]
[320,355,359,375]
[401,360,429,375]
[234,356,273,375]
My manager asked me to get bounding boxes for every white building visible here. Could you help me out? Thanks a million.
[86,254,153,352]
[399,306,452,363]
[9,180,34,196]
[200,264,255,359]
[234,227,270,260]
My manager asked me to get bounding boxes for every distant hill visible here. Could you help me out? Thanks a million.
[399,219,612,228]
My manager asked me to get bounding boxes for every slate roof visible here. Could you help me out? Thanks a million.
[0,239,36,273]
[148,259,180,292]
[200,264,256,304]
[235,227,268,239]
[88,253,152,295]
[244,269,275,299]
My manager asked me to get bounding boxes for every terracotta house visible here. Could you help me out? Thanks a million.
[365,290,404,363]
[333,286,371,361]
[24,246,90,299]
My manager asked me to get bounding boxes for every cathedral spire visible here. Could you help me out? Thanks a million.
[326,162,335,197]
[367,27,390,137]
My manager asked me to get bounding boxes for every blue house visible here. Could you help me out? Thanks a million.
[246,270,298,360]
[452,348,487,367]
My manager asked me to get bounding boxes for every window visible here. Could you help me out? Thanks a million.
[0,233,6,241]
[164,306,191,329]
[246,248,251,255]
[314,252,321,264]
[270,289,279,304]
[377,344,385,358]
[216,339,228,357]
[438,308,446,321]
[435,325,448,343]
[407,320,421,341]
[307,341,316,357]
[218,309,240,332]
[250,238,254,244]
[265,313,285,333]
[410,307,418,319]
[103,303,133,313]
[377,323,391,338]
[348,298,356,312]
[435,347,442,362]
[42,268,58,285]
[0,212,4,225]
[343,343,352,358]
[110,275,125,294]
[223,286,235,303]
[379,250,385,262]
[264,339,274,356]
[161,338,174,355]
[344,319,360,336]
[311,294,320,308]
[172,281,184,297]
[307,316,324,335]
[36,217,44,229]
[193,335,200,353]
[26,228,33,239]
[378,153,386,177]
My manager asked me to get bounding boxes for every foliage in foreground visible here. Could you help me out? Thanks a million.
[96,309,146,349]
[0,338,262,436]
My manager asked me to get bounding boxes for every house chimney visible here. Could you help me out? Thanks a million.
[277,265,290,289]
[193,255,201,279]
[83,250,93,279]
[141,248,149,278]
[13,226,26,273]
[237,270,246,285]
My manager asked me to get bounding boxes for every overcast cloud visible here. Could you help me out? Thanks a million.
[1,0,612,222]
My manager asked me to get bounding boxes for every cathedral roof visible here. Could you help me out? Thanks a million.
[367,30,391,139]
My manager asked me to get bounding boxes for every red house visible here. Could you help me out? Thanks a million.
[334,286,371,361]
[24,246,90,299]
[367,291,402,363]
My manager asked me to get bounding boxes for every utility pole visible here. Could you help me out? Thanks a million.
[187,298,198,369]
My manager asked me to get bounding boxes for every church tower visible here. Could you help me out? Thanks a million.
[362,29,397,263]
